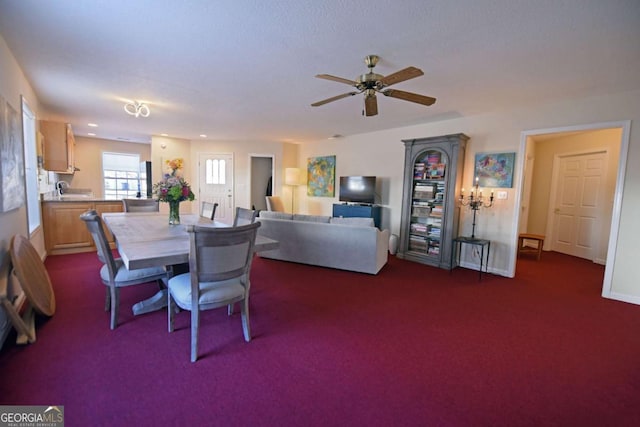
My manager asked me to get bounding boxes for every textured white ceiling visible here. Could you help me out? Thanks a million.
[1,0,639,143]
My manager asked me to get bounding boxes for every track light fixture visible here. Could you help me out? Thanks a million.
[124,101,150,118]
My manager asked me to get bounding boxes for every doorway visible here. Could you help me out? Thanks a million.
[515,121,630,301]
[198,152,234,224]
[249,155,274,211]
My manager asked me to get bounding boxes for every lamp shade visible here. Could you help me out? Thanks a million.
[285,168,300,186]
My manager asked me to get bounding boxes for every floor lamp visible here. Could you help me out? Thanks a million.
[285,168,300,213]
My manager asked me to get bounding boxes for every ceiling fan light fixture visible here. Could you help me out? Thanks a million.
[311,55,436,116]
[124,101,150,118]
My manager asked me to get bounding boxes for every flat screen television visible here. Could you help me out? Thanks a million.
[339,176,376,204]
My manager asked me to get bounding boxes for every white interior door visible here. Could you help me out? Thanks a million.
[198,153,234,224]
[550,151,606,259]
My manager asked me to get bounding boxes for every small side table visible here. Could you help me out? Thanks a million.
[451,236,491,281]
[518,233,545,260]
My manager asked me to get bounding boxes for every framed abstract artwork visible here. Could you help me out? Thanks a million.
[0,96,25,212]
[307,155,336,197]
[474,152,516,188]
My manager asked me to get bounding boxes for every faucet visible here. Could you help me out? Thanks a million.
[56,181,68,196]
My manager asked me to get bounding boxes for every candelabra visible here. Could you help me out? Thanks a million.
[459,177,494,238]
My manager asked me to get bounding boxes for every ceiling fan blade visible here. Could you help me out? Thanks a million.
[315,74,358,86]
[382,89,436,106]
[378,66,424,87]
[311,92,358,107]
[364,95,378,117]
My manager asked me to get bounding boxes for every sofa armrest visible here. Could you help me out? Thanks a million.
[376,229,390,272]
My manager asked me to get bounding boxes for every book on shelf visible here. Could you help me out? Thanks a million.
[428,218,442,226]
[413,163,426,179]
[426,153,441,165]
[412,206,431,217]
[427,163,446,179]
[410,223,429,233]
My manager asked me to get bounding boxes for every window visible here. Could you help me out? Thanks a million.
[205,158,226,184]
[22,97,41,234]
[103,152,141,200]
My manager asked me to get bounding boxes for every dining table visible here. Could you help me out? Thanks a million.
[102,212,279,315]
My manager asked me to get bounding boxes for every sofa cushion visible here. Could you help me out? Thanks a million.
[329,217,375,227]
[259,211,293,220]
[293,214,331,223]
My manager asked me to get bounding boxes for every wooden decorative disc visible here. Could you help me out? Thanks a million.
[10,235,56,317]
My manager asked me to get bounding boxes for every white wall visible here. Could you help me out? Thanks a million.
[0,35,42,347]
[298,89,640,302]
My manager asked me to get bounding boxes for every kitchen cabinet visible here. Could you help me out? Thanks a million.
[40,120,75,173]
[42,201,123,255]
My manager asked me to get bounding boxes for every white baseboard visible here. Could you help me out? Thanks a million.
[604,291,640,306]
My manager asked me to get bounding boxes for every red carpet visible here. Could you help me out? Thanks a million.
[1,251,640,426]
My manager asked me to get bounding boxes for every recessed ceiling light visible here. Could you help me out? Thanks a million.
[88,123,98,127]
[200,134,207,138]
[88,132,96,136]
[160,133,168,137]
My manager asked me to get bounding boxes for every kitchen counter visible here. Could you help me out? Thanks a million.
[41,196,125,255]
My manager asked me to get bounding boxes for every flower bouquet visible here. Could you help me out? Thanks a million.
[153,158,195,224]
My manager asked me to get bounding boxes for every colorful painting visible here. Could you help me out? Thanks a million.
[474,152,516,188]
[0,96,25,212]
[307,155,335,197]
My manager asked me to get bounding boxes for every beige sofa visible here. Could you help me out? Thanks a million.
[256,211,389,274]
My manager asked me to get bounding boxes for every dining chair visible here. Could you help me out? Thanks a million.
[265,196,285,212]
[122,198,160,212]
[233,207,258,226]
[201,201,218,220]
[167,222,261,362]
[80,210,167,329]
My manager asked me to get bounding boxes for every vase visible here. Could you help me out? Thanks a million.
[168,201,181,225]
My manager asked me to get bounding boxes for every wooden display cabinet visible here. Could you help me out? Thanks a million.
[397,133,468,269]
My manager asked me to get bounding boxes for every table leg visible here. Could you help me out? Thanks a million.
[132,289,168,315]
[479,245,484,281]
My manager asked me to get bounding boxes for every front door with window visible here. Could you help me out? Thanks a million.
[198,153,234,223]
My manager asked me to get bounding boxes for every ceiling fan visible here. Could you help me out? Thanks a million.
[311,55,436,117]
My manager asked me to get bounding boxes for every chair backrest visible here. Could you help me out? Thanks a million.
[79,210,118,281]
[201,201,218,220]
[187,222,260,286]
[122,198,160,212]
[265,196,285,212]
[233,207,258,226]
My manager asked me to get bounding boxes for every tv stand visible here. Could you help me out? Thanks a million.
[333,204,381,228]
